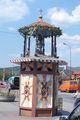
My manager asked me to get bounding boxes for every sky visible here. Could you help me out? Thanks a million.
[0,0,80,68]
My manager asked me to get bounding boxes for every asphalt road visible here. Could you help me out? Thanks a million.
[58,91,75,114]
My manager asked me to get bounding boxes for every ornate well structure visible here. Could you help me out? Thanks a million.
[11,15,67,117]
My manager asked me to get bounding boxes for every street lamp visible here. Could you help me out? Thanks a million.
[63,42,72,79]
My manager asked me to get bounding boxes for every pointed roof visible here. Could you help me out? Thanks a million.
[18,16,62,37]
[28,16,55,28]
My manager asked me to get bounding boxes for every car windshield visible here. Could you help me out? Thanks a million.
[70,81,77,85]
[69,104,80,120]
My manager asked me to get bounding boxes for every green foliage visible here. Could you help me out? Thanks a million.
[78,80,80,91]
[0,66,20,81]
[0,71,3,80]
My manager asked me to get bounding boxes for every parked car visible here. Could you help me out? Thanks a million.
[7,76,20,90]
[59,103,80,120]
[0,81,6,88]
[74,91,80,108]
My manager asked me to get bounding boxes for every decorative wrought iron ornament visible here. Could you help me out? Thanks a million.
[37,74,53,108]
[20,75,33,107]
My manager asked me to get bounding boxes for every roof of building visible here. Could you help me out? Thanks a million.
[72,70,80,75]
[10,56,67,65]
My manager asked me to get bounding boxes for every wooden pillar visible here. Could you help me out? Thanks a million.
[43,38,45,55]
[28,37,30,56]
[54,35,57,57]
[52,63,56,116]
[51,33,54,56]
[42,30,45,55]
[32,62,37,116]
[35,30,38,55]
[23,34,26,57]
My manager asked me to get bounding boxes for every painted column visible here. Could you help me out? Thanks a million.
[52,63,56,116]
[32,62,37,116]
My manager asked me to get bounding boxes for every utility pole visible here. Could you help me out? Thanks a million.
[63,43,72,79]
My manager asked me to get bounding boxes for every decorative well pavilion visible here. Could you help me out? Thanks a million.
[11,15,67,117]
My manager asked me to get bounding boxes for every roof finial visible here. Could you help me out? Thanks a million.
[38,9,43,21]
[39,9,43,16]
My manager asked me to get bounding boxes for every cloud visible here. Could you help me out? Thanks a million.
[27,0,35,2]
[8,27,17,32]
[60,33,80,42]
[0,0,29,22]
[46,33,80,45]
[57,33,80,55]
[47,4,80,25]
[72,48,80,54]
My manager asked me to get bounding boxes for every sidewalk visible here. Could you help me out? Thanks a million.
[0,101,60,120]
[0,95,73,120]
